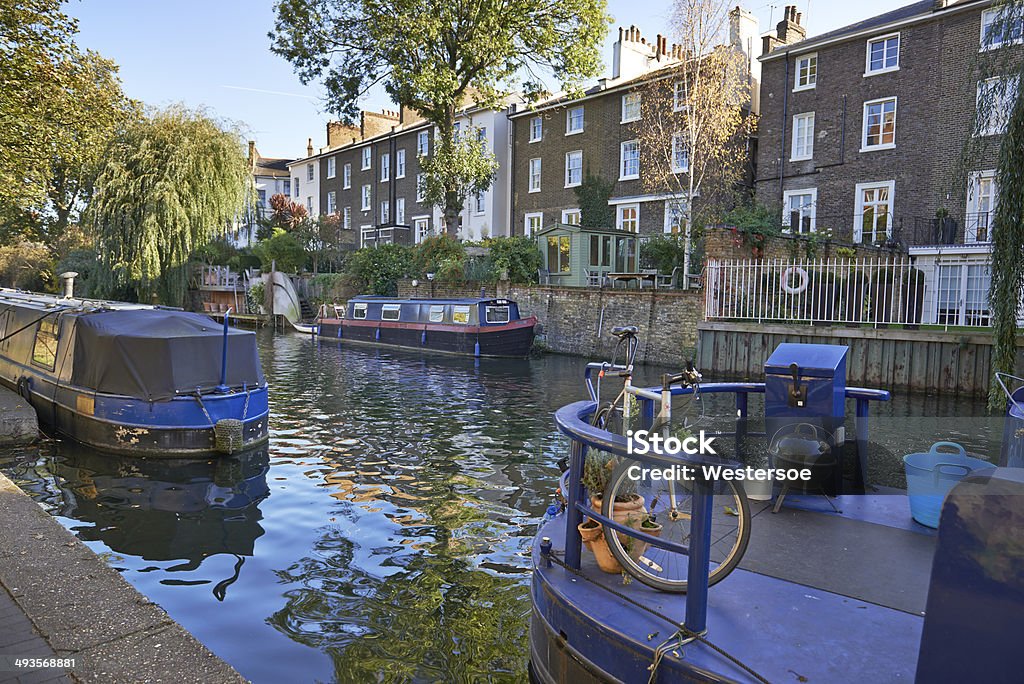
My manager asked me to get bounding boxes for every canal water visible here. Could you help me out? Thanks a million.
[0,331,1006,683]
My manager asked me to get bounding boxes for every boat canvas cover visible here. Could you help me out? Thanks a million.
[72,310,265,401]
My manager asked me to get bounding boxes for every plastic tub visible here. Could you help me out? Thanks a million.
[903,442,992,529]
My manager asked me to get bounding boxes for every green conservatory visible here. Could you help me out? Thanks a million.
[535,223,640,288]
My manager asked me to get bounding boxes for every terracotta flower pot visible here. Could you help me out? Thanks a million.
[577,520,622,574]
[590,493,647,540]
[628,520,663,562]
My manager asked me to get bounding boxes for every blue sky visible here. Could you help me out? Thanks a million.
[69,0,902,159]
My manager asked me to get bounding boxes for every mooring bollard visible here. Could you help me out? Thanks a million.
[540,537,552,567]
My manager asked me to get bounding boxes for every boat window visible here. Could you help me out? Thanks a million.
[429,305,445,323]
[453,305,471,324]
[382,304,401,321]
[0,310,9,351]
[485,306,510,324]
[353,303,367,319]
[31,316,59,370]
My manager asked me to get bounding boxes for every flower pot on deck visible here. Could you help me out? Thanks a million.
[578,520,622,573]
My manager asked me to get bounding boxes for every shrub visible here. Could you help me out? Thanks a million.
[0,241,53,291]
[193,237,239,265]
[307,272,361,306]
[414,234,466,279]
[252,229,307,273]
[483,236,542,283]
[246,282,265,313]
[640,234,688,275]
[346,243,414,295]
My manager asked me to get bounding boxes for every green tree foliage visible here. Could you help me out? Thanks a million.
[988,78,1024,410]
[413,234,466,280]
[54,249,100,298]
[347,243,414,296]
[0,0,138,244]
[269,0,610,235]
[252,229,308,273]
[87,106,253,304]
[418,133,497,233]
[484,236,542,283]
[0,241,52,290]
[640,234,688,275]
[574,172,615,228]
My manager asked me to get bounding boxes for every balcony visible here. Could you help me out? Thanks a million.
[784,212,996,250]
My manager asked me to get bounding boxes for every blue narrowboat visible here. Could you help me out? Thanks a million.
[0,288,268,456]
[317,296,537,358]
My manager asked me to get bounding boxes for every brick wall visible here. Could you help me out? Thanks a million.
[755,5,1010,244]
[396,278,704,366]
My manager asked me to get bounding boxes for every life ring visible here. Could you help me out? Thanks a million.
[781,266,809,295]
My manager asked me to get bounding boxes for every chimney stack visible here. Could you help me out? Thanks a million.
[306,138,314,157]
[762,4,806,55]
[247,140,256,168]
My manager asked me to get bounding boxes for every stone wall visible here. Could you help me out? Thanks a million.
[702,226,902,263]
[396,278,704,366]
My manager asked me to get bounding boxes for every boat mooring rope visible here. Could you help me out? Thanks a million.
[541,549,772,684]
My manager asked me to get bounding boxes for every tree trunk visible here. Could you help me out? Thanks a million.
[440,107,460,238]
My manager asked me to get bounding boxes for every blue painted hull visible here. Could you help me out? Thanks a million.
[3,374,268,456]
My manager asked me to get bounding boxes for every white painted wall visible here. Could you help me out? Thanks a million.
[285,158,320,218]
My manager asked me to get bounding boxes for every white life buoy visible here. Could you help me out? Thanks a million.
[781,266,809,295]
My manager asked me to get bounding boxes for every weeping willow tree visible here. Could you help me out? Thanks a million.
[87,106,252,304]
[981,1,1024,410]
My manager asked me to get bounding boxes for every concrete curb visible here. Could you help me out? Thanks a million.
[0,472,248,683]
[0,388,37,447]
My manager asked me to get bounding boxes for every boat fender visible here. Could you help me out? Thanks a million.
[375,327,380,341]
[474,339,480,358]
[781,266,809,295]
[16,376,31,401]
[421,329,427,346]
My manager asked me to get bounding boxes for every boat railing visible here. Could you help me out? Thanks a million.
[552,382,890,634]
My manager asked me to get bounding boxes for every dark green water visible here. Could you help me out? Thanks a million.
[0,331,1006,683]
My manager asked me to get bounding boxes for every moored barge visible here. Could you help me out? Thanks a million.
[317,296,537,358]
[0,288,268,455]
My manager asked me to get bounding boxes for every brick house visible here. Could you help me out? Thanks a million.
[508,9,763,278]
[289,100,519,249]
[755,0,1021,325]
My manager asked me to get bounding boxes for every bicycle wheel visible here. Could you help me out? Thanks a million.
[601,459,750,593]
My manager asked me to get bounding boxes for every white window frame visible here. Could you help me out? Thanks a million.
[794,53,817,92]
[306,163,314,182]
[396,197,406,225]
[361,147,371,170]
[529,158,542,193]
[380,153,390,182]
[621,92,641,123]
[976,76,1018,136]
[566,106,584,135]
[473,191,485,215]
[853,180,895,243]
[380,201,389,224]
[417,131,430,156]
[306,196,312,213]
[353,302,368,319]
[981,8,1024,51]
[396,149,406,178]
[524,212,543,237]
[561,208,581,225]
[416,173,426,203]
[791,112,815,161]
[865,33,900,76]
[663,199,687,235]
[671,132,689,173]
[619,140,639,181]
[673,81,686,111]
[616,204,640,233]
[381,304,401,321]
[361,184,371,211]
[360,225,373,247]
[565,150,583,188]
[413,216,431,243]
[343,163,351,189]
[782,188,818,233]
[529,116,543,142]
[343,206,351,230]
[326,190,337,214]
[293,177,300,197]
[861,97,897,151]
[326,156,336,179]
[966,170,997,243]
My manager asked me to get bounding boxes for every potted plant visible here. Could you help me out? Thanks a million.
[579,448,650,573]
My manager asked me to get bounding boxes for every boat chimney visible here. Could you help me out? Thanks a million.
[59,271,79,299]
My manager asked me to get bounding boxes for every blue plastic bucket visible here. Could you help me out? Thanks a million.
[903,442,991,529]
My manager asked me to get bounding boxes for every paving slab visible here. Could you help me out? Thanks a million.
[0,472,246,683]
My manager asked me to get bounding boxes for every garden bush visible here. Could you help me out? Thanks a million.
[252,229,307,273]
[346,243,414,295]
[482,236,542,283]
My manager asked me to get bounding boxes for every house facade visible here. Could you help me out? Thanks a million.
[285,138,320,221]
[237,142,294,246]
[755,0,1019,325]
[507,10,764,282]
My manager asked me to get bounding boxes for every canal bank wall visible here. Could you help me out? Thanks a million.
[396,280,705,366]
[0,471,246,684]
[697,321,1024,397]
[0,387,37,446]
